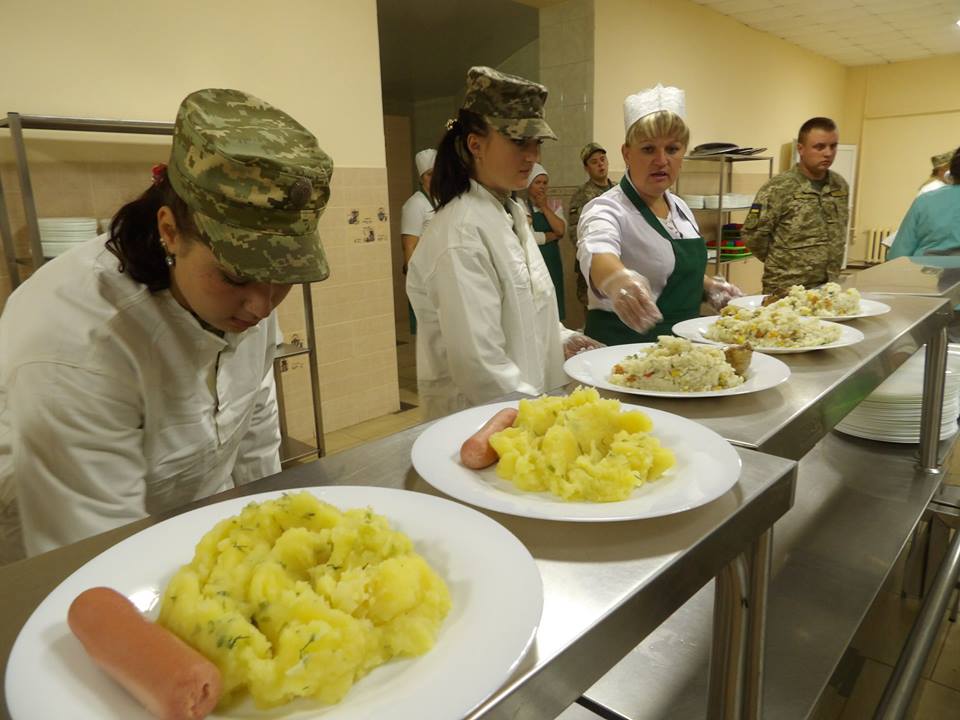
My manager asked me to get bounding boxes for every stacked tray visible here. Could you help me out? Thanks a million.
[835,345,960,443]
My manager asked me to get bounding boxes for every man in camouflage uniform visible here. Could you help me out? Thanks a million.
[743,117,849,293]
[567,142,615,307]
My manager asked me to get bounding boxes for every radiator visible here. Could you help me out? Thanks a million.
[865,228,890,264]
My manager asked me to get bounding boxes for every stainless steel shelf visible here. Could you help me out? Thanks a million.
[581,431,957,720]
[574,294,952,461]
[0,418,798,720]
[273,342,310,361]
[0,115,173,134]
[843,255,960,307]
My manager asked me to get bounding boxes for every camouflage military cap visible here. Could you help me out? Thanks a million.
[580,142,606,164]
[167,88,333,284]
[461,66,557,141]
[931,150,954,169]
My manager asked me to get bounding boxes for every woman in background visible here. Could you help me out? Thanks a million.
[524,163,567,320]
[406,66,599,419]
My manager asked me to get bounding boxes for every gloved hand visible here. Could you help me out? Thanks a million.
[598,269,663,334]
[563,332,605,359]
[705,276,744,311]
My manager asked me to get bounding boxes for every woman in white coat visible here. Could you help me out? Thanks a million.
[578,84,741,345]
[0,88,334,560]
[400,148,437,334]
[406,66,599,419]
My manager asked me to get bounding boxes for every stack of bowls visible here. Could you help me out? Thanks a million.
[835,345,960,443]
[38,218,99,258]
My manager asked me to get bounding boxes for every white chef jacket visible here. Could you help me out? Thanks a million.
[406,180,572,419]
[401,191,436,237]
[0,237,282,557]
[577,176,699,311]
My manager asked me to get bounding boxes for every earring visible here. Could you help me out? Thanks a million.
[160,239,176,267]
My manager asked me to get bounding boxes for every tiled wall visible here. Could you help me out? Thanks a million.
[0,161,399,442]
[539,0,595,188]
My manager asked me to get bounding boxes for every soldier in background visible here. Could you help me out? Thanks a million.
[567,143,614,310]
[742,117,849,293]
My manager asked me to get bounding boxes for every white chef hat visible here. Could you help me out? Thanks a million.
[623,84,686,133]
[526,162,548,188]
[415,148,437,177]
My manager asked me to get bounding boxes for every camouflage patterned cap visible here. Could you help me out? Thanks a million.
[931,150,954,169]
[167,88,333,284]
[461,66,557,141]
[580,142,606,164]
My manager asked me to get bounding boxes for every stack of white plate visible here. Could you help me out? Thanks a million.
[99,218,113,234]
[680,194,705,208]
[836,345,960,443]
[38,217,98,258]
[703,193,754,209]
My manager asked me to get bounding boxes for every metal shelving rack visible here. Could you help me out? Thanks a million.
[675,153,773,275]
[0,111,325,463]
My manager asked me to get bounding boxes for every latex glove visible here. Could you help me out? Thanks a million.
[705,276,744,311]
[598,269,663,334]
[563,332,605,360]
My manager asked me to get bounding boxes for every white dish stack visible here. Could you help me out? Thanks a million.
[702,193,755,209]
[38,217,99,258]
[835,345,960,443]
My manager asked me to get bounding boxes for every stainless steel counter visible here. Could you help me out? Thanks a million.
[842,256,960,306]
[567,294,952,461]
[0,424,797,720]
[580,431,955,720]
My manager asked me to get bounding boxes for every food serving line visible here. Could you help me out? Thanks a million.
[0,279,956,720]
[577,284,958,718]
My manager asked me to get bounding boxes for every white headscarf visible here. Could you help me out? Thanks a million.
[415,148,437,177]
[526,162,548,188]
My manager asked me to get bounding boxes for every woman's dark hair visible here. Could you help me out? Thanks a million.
[105,169,196,291]
[429,109,488,209]
[950,147,960,182]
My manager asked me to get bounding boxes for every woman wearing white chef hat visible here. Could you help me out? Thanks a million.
[577,84,742,345]
[400,148,438,334]
[524,163,567,320]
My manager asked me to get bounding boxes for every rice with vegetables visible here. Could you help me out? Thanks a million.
[705,305,841,348]
[767,283,860,317]
[610,336,744,392]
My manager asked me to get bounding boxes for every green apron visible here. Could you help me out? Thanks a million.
[585,176,707,345]
[530,205,565,321]
[406,190,437,336]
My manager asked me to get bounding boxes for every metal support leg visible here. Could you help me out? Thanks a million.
[0,171,19,290]
[918,328,948,472]
[874,526,960,719]
[302,283,326,457]
[742,529,772,720]
[707,559,748,720]
[7,113,44,271]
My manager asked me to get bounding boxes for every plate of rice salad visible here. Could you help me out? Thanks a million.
[564,336,790,398]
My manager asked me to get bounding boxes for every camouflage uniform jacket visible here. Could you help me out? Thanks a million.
[742,165,849,293]
[567,178,615,249]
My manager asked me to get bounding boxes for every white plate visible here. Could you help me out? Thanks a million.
[728,295,892,321]
[5,486,543,720]
[563,343,790,398]
[672,316,864,354]
[411,400,741,522]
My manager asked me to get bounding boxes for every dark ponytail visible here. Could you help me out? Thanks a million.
[105,169,197,292]
[429,109,488,209]
[950,147,960,184]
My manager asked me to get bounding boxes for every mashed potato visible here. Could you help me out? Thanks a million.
[488,386,675,502]
[768,283,861,317]
[157,492,451,709]
[610,336,744,392]
[706,305,842,348]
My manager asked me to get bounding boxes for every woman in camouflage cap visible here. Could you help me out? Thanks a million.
[0,88,332,559]
[405,66,600,419]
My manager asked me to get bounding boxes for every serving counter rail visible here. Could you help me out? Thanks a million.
[575,292,955,719]
[0,423,796,720]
